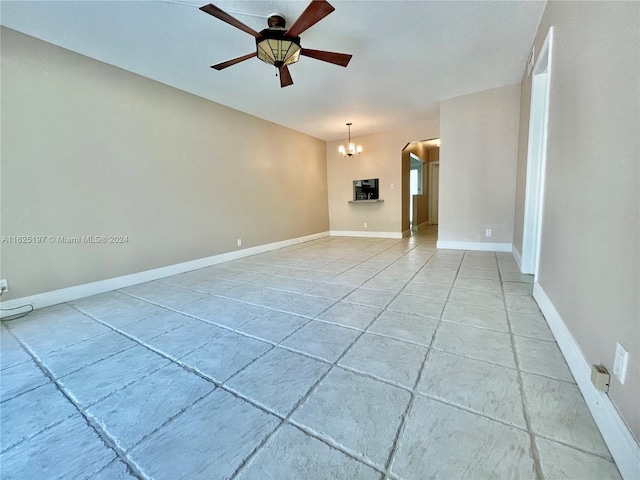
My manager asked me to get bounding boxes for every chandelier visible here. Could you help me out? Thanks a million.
[338,123,363,157]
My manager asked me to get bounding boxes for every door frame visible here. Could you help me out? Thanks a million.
[521,27,553,276]
[428,161,440,225]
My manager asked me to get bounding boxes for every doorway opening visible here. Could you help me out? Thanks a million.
[521,27,553,276]
[402,138,440,237]
[410,153,424,232]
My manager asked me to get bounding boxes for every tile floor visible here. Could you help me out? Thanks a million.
[0,228,622,479]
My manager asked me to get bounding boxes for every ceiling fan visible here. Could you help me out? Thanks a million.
[200,0,352,88]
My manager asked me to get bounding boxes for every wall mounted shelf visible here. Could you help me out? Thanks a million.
[348,199,384,204]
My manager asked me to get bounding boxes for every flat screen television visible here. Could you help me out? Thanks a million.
[353,178,379,200]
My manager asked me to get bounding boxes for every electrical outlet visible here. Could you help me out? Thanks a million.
[363,222,368,229]
[485,229,492,237]
[0,279,7,293]
[613,343,629,384]
[237,239,242,247]
[390,184,395,190]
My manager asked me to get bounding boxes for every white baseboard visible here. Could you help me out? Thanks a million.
[533,282,640,480]
[329,230,403,239]
[512,245,523,269]
[0,231,329,317]
[436,240,513,252]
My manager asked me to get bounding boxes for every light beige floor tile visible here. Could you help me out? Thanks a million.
[443,302,508,332]
[522,373,610,456]
[181,333,272,382]
[339,333,427,389]
[158,272,239,294]
[536,436,621,480]
[129,390,279,480]
[505,295,541,314]
[454,276,502,293]
[418,350,526,427]
[342,288,396,309]
[292,368,411,468]
[317,302,381,330]
[280,320,360,362]
[225,348,330,416]
[503,282,534,295]
[435,322,515,367]
[236,311,309,344]
[449,287,505,309]
[457,269,500,281]
[515,336,574,382]
[404,280,451,300]
[501,272,534,284]
[119,281,208,308]
[237,424,381,479]
[175,296,268,328]
[391,396,536,479]
[367,311,438,346]
[305,283,355,300]
[278,295,336,318]
[222,285,300,309]
[387,294,445,319]
[509,311,555,340]
[361,277,408,293]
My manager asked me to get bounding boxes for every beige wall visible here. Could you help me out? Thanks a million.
[326,120,439,235]
[439,84,521,245]
[514,1,639,438]
[0,28,329,300]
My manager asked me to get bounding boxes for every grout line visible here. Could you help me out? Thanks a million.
[2,326,147,480]
[381,250,464,477]
[497,254,545,480]
[530,432,620,462]
[229,235,439,478]
[415,390,531,433]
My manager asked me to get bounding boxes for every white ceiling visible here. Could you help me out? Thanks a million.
[1,0,546,141]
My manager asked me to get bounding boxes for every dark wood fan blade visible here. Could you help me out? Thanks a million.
[279,65,294,87]
[300,48,352,67]
[285,0,335,38]
[200,4,262,39]
[211,52,257,70]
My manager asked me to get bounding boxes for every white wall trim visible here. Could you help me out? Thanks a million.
[512,245,523,270]
[436,240,512,252]
[329,230,403,239]
[0,231,330,317]
[534,282,640,480]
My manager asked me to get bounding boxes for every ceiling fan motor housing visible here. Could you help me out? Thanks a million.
[267,13,286,29]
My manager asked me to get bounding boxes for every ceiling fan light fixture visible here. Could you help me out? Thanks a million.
[339,123,362,157]
[256,37,301,67]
